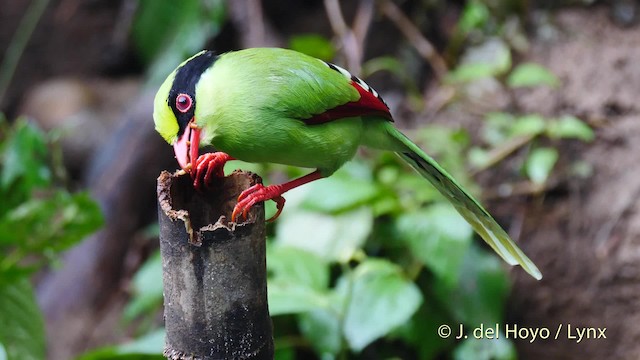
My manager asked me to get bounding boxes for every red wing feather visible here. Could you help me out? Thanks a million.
[305,81,393,125]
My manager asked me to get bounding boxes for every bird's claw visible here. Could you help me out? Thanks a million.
[231,183,286,223]
[192,152,233,191]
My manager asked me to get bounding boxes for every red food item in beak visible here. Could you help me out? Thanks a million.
[172,119,201,173]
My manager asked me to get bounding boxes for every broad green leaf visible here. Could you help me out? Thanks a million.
[124,251,163,321]
[268,280,330,316]
[132,0,225,64]
[434,244,510,326]
[299,308,342,357]
[0,279,45,360]
[397,204,473,286]
[267,246,328,291]
[337,259,423,351]
[454,336,516,360]
[0,191,103,250]
[547,115,595,142]
[137,0,226,86]
[525,147,559,184]
[468,147,491,169]
[0,119,50,196]
[289,34,335,61]
[301,175,383,214]
[458,1,490,34]
[75,328,165,360]
[0,190,102,283]
[275,208,373,262]
[447,63,499,83]
[482,112,514,146]
[511,114,546,137]
[267,245,331,316]
[507,63,560,88]
[447,38,511,83]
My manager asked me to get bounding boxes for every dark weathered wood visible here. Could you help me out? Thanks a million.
[157,170,273,360]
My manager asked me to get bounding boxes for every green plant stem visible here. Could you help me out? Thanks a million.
[470,134,537,175]
[0,0,50,105]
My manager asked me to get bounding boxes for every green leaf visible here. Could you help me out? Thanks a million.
[268,280,330,316]
[275,208,373,262]
[507,63,559,88]
[525,147,559,184]
[267,246,331,316]
[447,38,511,83]
[268,246,328,291]
[124,251,163,321]
[137,0,226,86]
[547,115,595,142]
[337,259,423,351]
[0,278,45,360]
[510,114,546,137]
[300,175,383,214]
[0,119,50,195]
[396,204,473,286]
[447,63,500,83]
[0,191,103,250]
[132,0,225,64]
[434,244,510,325]
[76,328,165,360]
[458,1,490,34]
[289,34,335,61]
[482,112,514,146]
[453,336,516,360]
[468,147,491,169]
[299,307,342,357]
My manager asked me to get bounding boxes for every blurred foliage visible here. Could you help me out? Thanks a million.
[0,116,103,360]
[289,34,336,62]
[75,329,165,360]
[133,0,226,86]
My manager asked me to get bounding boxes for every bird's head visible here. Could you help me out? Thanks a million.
[153,50,218,172]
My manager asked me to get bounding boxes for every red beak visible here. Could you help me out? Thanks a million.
[172,119,201,173]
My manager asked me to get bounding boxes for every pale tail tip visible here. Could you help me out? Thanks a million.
[523,264,543,281]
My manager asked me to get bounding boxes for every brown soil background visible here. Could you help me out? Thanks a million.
[510,8,640,359]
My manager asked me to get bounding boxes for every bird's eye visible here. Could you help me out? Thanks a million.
[176,93,192,113]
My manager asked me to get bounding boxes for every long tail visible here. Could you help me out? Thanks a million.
[383,123,542,280]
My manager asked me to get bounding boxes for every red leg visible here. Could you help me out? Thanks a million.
[192,152,235,191]
[231,170,324,223]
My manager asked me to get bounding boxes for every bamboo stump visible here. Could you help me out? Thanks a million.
[157,170,273,360]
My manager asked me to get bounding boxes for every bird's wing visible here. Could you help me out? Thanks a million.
[302,60,393,125]
[230,48,393,125]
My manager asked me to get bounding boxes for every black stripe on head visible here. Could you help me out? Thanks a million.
[168,51,219,136]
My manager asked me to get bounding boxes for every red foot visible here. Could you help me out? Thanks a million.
[231,183,286,223]
[192,152,234,191]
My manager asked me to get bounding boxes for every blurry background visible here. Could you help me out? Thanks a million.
[1,0,638,359]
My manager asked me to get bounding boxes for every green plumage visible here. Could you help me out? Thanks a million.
[154,47,542,280]
[193,48,364,175]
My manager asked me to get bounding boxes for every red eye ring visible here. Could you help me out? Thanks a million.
[176,93,192,113]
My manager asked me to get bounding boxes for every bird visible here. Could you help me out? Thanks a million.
[153,47,542,280]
